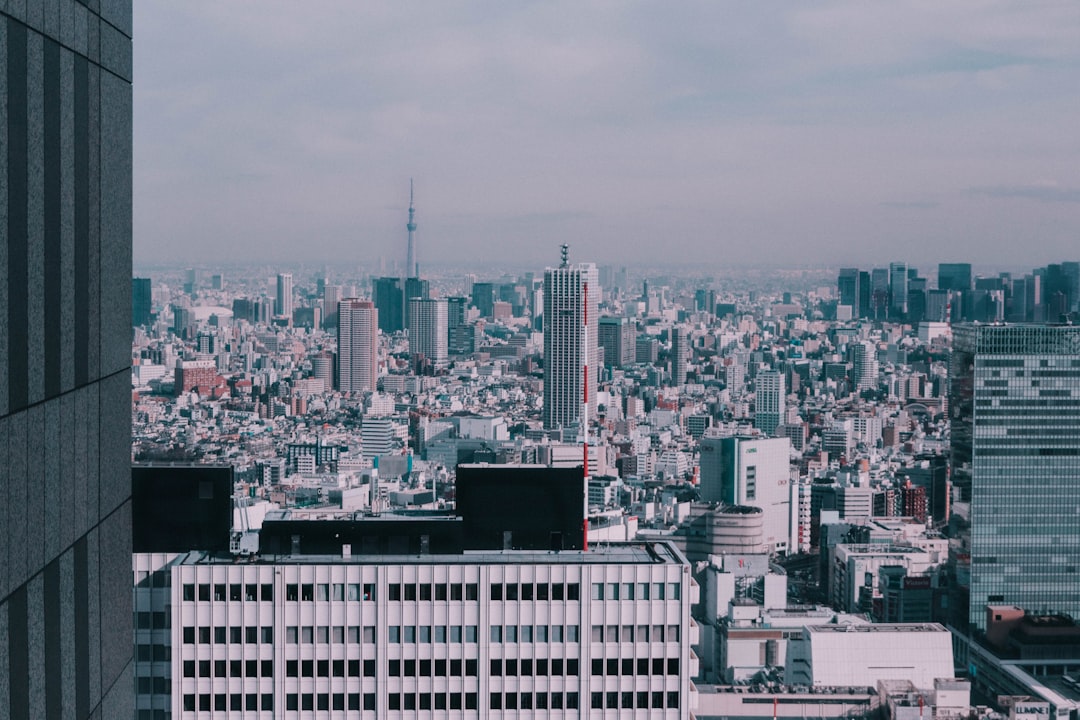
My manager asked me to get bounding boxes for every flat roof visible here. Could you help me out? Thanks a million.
[807,623,948,634]
[178,541,688,567]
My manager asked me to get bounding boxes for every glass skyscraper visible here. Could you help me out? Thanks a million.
[951,324,1080,631]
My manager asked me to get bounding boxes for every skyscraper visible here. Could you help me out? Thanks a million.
[951,324,1080,630]
[337,299,379,393]
[670,325,688,386]
[409,297,449,368]
[837,268,861,314]
[938,262,972,292]
[1,3,134,718]
[132,277,153,327]
[598,315,635,368]
[543,247,599,430]
[373,276,405,333]
[275,272,293,318]
[754,369,785,436]
[889,261,908,319]
[852,341,879,392]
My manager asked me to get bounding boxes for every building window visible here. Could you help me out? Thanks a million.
[491,626,502,643]
[591,583,604,600]
[490,584,502,601]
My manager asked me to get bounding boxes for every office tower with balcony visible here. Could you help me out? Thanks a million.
[1,2,134,718]
[670,326,688,386]
[275,272,294,319]
[409,297,449,369]
[951,324,1080,630]
[337,300,378,393]
[754,369,785,437]
[851,341,879,392]
[543,249,599,430]
[404,276,430,328]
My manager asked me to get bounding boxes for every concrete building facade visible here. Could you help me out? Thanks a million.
[0,2,134,718]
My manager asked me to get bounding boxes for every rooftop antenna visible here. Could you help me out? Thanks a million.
[560,243,570,269]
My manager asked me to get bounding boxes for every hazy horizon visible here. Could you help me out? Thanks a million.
[135,2,1080,268]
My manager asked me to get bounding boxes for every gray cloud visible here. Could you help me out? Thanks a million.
[969,184,1080,203]
[134,2,1080,269]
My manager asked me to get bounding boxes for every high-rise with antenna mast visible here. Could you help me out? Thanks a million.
[406,179,418,279]
[543,245,599,431]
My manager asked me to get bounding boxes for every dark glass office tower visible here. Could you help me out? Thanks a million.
[1,2,133,718]
[132,276,152,327]
[951,324,1080,631]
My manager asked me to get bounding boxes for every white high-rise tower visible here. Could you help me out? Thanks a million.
[337,299,378,393]
[275,272,294,318]
[543,246,599,431]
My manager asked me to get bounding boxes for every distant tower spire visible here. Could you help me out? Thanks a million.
[560,243,569,269]
[406,179,417,278]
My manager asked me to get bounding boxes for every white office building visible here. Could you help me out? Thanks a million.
[134,542,700,718]
[698,436,795,555]
[785,623,953,688]
[753,370,785,437]
[543,253,599,430]
[338,299,379,393]
[409,298,449,368]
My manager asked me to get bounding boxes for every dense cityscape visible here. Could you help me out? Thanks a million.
[4,2,1080,720]
[123,186,1080,718]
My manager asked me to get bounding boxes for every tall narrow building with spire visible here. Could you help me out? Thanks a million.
[406,179,417,279]
[543,246,599,431]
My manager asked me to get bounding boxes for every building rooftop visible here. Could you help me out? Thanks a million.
[806,623,948,634]
[178,540,688,567]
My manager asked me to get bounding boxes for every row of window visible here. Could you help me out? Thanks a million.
[183,659,274,679]
[285,626,374,644]
[488,583,581,602]
[489,693,583,710]
[178,580,678,605]
[134,611,170,630]
[488,658,582,676]
[590,582,680,601]
[183,694,275,713]
[589,690,680,710]
[590,624,680,643]
[182,626,273,645]
[388,625,480,643]
[586,657,679,676]
[489,625,580,643]
[386,694,482,711]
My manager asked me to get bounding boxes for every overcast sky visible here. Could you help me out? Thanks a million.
[134,2,1080,271]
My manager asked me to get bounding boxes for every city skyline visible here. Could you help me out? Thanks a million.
[135,3,1080,268]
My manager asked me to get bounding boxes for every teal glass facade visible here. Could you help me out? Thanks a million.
[951,324,1080,631]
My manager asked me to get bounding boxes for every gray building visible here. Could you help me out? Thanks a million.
[951,324,1080,630]
[1,2,133,719]
[598,315,634,368]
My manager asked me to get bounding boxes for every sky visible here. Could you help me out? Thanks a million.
[134,1,1080,271]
